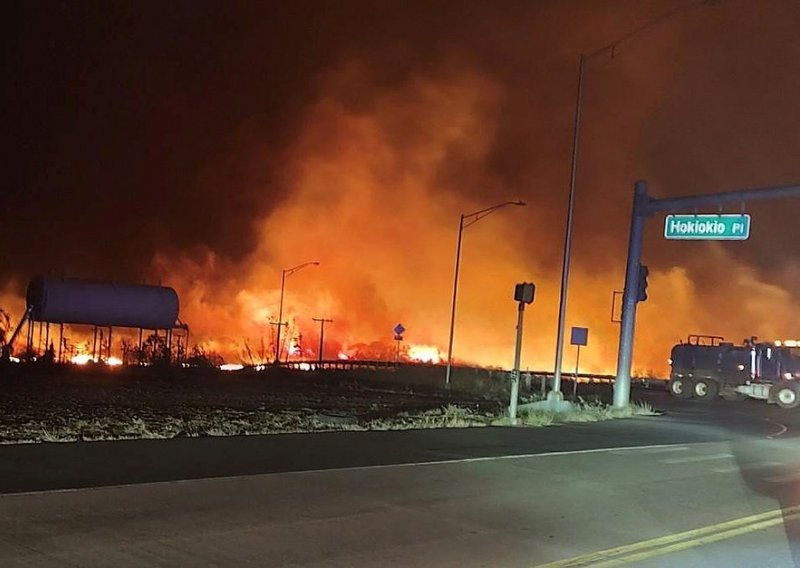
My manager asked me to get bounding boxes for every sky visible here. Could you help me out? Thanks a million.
[3,0,800,374]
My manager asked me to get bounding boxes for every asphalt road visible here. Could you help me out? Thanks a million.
[3,390,800,566]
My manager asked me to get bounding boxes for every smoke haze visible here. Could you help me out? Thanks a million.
[4,0,800,373]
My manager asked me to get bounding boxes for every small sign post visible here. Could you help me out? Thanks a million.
[570,327,588,399]
[393,323,405,362]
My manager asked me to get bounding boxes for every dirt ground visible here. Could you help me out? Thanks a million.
[0,363,661,443]
[0,363,502,442]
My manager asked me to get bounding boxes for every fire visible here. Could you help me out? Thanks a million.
[70,354,123,367]
[6,46,800,380]
[71,354,93,365]
[408,344,442,364]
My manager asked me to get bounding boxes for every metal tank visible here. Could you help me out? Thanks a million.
[26,276,179,330]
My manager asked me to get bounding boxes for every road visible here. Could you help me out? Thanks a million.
[2,390,800,566]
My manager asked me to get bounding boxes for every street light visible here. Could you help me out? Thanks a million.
[274,261,319,364]
[550,1,708,403]
[445,200,526,386]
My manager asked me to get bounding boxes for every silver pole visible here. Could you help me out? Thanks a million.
[444,202,524,387]
[274,270,287,364]
[445,215,465,387]
[552,54,586,400]
[508,301,525,424]
[573,345,581,400]
[273,261,319,364]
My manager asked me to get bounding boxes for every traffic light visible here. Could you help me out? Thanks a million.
[637,264,649,302]
[514,282,536,304]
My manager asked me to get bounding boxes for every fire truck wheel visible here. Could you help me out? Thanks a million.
[692,378,719,401]
[669,377,693,399]
[774,381,800,409]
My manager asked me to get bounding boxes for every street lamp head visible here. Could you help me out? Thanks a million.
[282,260,321,278]
[513,200,526,206]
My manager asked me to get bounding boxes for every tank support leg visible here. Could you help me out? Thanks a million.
[167,329,173,362]
[26,317,33,355]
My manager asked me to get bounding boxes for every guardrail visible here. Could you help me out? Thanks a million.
[270,360,663,385]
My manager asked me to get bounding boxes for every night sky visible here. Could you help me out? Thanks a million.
[4,0,800,370]
[3,1,343,278]
[3,0,561,280]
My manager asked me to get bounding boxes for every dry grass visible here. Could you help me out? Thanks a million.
[0,400,659,444]
[489,399,657,427]
[359,404,494,431]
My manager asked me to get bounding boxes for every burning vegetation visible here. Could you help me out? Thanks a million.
[4,2,800,376]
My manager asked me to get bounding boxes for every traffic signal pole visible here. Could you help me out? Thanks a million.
[613,180,800,408]
[508,301,526,425]
[613,181,650,408]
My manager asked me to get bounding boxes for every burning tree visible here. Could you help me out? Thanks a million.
[186,345,223,368]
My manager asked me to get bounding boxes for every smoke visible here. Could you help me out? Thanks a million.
[5,1,800,374]
[154,62,528,364]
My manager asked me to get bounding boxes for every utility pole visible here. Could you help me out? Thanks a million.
[269,321,287,362]
[312,318,333,363]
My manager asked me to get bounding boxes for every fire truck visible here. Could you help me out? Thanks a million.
[668,335,800,408]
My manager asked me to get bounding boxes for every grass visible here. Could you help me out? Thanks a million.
[487,399,657,427]
[0,400,658,444]
[556,399,658,422]
[360,404,494,430]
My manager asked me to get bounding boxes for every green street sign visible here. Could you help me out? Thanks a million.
[664,214,751,240]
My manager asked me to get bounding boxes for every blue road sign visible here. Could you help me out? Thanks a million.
[570,327,588,346]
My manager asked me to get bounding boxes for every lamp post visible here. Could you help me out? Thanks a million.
[551,54,586,402]
[550,1,708,402]
[274,261,319,364]
[445,200,526,386]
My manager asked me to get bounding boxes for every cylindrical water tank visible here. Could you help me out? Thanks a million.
[26,276,179,329]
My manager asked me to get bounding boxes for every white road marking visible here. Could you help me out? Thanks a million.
[0,442,694,498]
[611,445,690,455]
[765,418,788,439]
[710,461,783,474]
[662,453,734,464]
